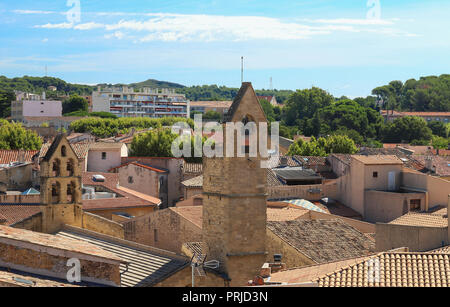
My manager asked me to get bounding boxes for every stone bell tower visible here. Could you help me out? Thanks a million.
[40,134,83,234]
[202,82,268,286]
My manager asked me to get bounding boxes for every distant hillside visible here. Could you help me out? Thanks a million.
[0,75,94,96]
[99,78,186,89]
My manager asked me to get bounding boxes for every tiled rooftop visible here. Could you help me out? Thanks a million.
[182,175,203,188]
[267,219,375,264]
[0,225,122,262]
[389,212,448,228]
[0,150,39,165]
[0,204,41,226]
[431,246,450,254]
[352,155,404,165]
[316,252,450,287]
[57,228,189,287]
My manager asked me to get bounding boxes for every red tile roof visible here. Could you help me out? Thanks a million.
[0,150,39,165]
[0,204,41,226]
[381,111,450,117]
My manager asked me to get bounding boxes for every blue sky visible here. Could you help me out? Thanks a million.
[0,0,449,97]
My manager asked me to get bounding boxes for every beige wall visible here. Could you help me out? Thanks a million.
[376,223,448,252]
[402,171,450,209]
[184,187,202,199]
[268,181,339,201]
[364,190,426,223]
[117,163,168,206]
[0,164,33,191]
[81,212,125,239]
[123,209,202,253]
[122,157,184,207]
[88,149,123,173]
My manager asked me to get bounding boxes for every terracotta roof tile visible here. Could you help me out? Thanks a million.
[389,212,447,228]
[316,252,450,287]
[0,204,41,226]
[0,150,39,165]
[267,219,376,264]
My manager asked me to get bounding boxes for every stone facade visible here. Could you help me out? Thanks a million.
[202,83,269,286]
[40,135,84,234]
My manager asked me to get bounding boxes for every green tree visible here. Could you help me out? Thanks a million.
[259,99,275,122]
[282,87,334,128]
[287,135,357,157]
[0,120,42,150]
[431,136,449,154]
[315,99,383,141]
[203,110,222,122]
[62,95,88,114]
[130,129,178,157]
[382,116,433,144]
[428,121,448,138]
[0,90,15,118]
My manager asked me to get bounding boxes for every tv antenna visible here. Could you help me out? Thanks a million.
[191,253,220,287]
[241,56,244,84]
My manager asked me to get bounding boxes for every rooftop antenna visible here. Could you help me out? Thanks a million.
[191,253,220,287]
[241,56,244,84]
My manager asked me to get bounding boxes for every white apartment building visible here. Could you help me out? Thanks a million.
[92,86,190,118]
[11,91,62,121]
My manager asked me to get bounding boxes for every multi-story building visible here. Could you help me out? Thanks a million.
[190,101,232,118]
[381,110,450,123]
[11,91,62,121]
[92,86,190,118]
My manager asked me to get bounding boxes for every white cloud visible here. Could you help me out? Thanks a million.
[13,9,56,15]
[33,13,416,42]
[310,18,394,26]
[35,23,74,29]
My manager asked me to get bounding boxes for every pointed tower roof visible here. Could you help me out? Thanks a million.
[42,134,78,162]
[224,82,267,123]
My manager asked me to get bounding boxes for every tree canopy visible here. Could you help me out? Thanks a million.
[0,120,42,150]
[381,116,433,144]
[62,95,88,115]
[287,135,358,157]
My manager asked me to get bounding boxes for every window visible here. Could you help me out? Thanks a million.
[373,172,378,178]
[61,146,67,157]
[128,176,134,184]
[410,199,421,211]
[154,229,158,242]
[102,152,107,160]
